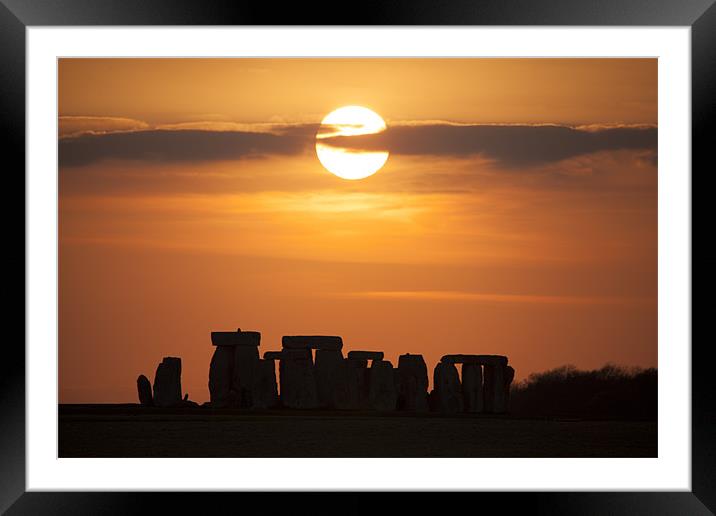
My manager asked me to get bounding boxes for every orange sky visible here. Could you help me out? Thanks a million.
[58,58,657,403]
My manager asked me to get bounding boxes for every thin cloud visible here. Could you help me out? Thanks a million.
[321,124,657,167]
[59,116,150,138]
[58,121,656,168]
[333,290,653,306]
[59,126,318,167]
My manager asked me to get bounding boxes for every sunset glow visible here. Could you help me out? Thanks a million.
[58,58,658,404]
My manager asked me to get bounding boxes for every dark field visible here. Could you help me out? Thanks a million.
[59,405,657,457]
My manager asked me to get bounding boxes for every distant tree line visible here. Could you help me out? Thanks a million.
[509,364,657,420]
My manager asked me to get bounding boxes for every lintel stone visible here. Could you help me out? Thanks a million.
[282,335,343,350]
[347,351,384,361]
[440,354,507,367]
[211,330,261,347]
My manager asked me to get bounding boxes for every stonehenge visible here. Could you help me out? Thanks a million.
[137,328,515,415]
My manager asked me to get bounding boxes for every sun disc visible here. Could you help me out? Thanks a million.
[316,106,389,180]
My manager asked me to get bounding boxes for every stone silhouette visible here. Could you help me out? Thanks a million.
[347,350,384,361]
[282,335,343,350]
[152,356,182,408]
[441,354,510,414]
[433,362,463,414]
[347,358,368,368]
[461,363,483,413]
[208,329,263,408]
[208,345,236,408]
[346,356,370,409]
[368,360,398,411]
[212,329,262,408]
[279,350,319,409]
[441,354,507,367]
[143,327,514,415]
[396,354,429,412]
[252,359,279,409]
[233,345,260,408]
[211,330,260,347]
[276,336,345,409]
[484,364,506,413]
[136,374,153,406]
[315,348,345,408]
[504,365,515,407]
[263,351,284,361]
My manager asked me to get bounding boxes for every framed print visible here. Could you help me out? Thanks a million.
[4,0,714,513]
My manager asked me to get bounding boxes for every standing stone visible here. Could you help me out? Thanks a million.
[433,362,463,414]
[208,345,236,408]
[252,359,279,409]
[368,360,398,411]
[462,363,483,413]
[334,358,363,410]
[153,357,182,408]
[483,364,507,413]
[483,365,495,412]
[279,353,319,409]
[233,345,260,408]
[504,365,515,411]
[315,349,345,408]
[492,364,507,413]
[348,358,370,409]
[137,374,153,406]
[209,329,260,408]
[397,354,429,412]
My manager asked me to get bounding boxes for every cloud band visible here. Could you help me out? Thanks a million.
[59,123,656,168]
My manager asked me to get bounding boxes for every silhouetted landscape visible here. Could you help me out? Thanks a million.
[58,330,656,458]
[510,364,657,420]
[58,58,658,459]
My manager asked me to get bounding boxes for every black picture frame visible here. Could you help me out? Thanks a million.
[4,1,714,513]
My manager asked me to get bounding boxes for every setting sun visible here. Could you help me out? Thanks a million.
[315,105,389,180]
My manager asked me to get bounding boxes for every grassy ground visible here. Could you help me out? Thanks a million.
[58,404,656,458]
